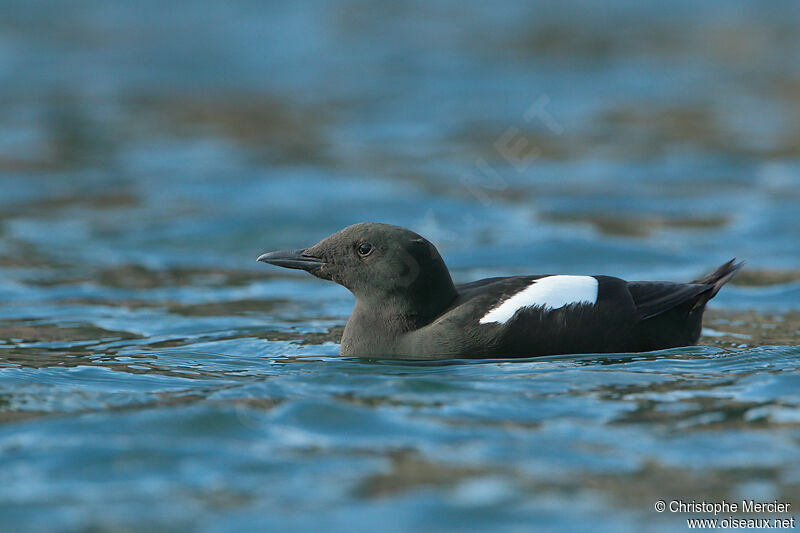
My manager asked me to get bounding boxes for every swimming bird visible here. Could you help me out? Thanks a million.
[258,222,742,359]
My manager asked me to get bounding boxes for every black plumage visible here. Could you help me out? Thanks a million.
[258,223,742,359]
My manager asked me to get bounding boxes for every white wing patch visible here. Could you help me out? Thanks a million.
[478,275,598,325]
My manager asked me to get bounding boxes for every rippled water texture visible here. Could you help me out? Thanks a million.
[1,1,799,531]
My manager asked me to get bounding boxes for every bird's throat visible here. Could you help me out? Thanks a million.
[340,288,457,356]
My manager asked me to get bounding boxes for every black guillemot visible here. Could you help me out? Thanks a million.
[258,222,742,359]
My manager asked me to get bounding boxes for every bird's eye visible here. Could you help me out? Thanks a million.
[357,242,373,256]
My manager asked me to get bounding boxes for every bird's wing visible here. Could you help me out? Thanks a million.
[627,281,712,320]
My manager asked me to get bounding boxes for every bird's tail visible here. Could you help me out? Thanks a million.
[691,258,744,300]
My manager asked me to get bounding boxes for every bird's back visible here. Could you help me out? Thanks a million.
[401,261,742,359]
[403,274,639,358]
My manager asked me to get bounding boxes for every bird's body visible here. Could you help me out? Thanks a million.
[258,223,742,360]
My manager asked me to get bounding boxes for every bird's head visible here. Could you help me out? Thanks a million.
[258,222,455,310]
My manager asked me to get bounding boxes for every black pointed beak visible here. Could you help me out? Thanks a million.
[257,249,326,271]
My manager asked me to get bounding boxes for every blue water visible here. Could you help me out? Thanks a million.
[1,1,799,531]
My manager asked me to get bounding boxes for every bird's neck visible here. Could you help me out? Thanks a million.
[341,282,458,356]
